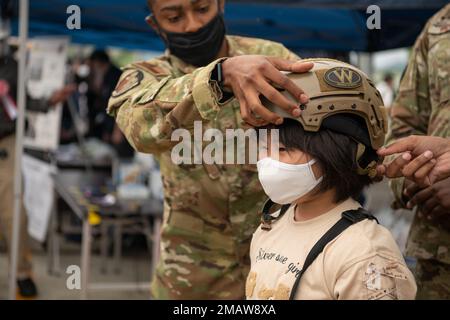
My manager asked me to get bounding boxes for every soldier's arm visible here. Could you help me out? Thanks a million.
[270,42,301,62]
[27,85,76,112]
[107,59,229,154]
[283,49,301,62]
[385,27,431,207]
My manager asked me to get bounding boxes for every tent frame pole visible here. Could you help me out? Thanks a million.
[9,0,29,300]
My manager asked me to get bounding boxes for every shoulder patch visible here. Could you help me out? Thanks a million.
[133,61,169,76]
[324,67,362,89]
[428,18,450,35]
[111,70,144,97]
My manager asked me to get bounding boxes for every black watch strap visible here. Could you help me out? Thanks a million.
[211,59,233,103]
[212,60,225,87]
[217,61,224,86]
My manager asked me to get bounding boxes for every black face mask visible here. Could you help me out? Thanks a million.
[157,12,226,67]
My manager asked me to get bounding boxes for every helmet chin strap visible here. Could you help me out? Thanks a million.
[355,142,378,178]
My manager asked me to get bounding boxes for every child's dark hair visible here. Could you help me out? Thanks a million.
[264,118,374,203]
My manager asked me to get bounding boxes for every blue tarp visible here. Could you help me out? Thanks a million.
[9,0,448,52]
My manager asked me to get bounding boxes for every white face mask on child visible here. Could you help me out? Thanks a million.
[257,157,323,205]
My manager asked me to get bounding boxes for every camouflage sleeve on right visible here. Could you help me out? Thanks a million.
[386,5,450,207]
[385,19,431,207]
[107,58,226,155]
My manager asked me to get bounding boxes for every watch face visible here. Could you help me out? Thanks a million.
[216,62,223,83]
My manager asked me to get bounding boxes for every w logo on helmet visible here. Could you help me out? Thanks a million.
[324,67,362,89]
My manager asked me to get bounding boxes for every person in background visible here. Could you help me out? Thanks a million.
[0,22,73,298]
[376,73,395,115]
[383,4,450,299]
[87,49,134,158]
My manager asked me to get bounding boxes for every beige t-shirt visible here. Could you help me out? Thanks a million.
[246,198,417,300]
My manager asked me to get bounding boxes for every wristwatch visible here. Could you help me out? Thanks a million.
[212,59,225,89]
[211,59,233,102]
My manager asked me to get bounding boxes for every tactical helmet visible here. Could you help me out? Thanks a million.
[261,58,388,178]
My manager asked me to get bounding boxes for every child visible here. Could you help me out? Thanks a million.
[246,59,417,300]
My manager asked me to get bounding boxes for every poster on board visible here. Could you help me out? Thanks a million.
[23,37,68,151]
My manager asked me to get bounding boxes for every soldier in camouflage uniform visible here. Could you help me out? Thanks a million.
[385,4,450,299]
[107,0,312,299]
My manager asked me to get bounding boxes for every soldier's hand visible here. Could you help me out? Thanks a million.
[378,135,450,184]
[376,150,437,188]
[221,56,313,126]
[404,177,450,221]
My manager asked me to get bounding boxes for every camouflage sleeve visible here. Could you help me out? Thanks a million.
[279,44,301,62]
[234,36,300,61]
[107,58,227,154]
[386,7,450,207]
[385,25,431,207]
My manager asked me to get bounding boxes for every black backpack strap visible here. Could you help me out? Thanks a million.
[289,207,378,300]
[261,199,291,231]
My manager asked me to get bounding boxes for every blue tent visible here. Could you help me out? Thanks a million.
[8,0,449,52]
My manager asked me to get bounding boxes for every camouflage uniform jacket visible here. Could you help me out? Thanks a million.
[107,35,299,299]
[386,4,450,264]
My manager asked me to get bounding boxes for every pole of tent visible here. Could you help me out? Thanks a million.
[9,0,29,300]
